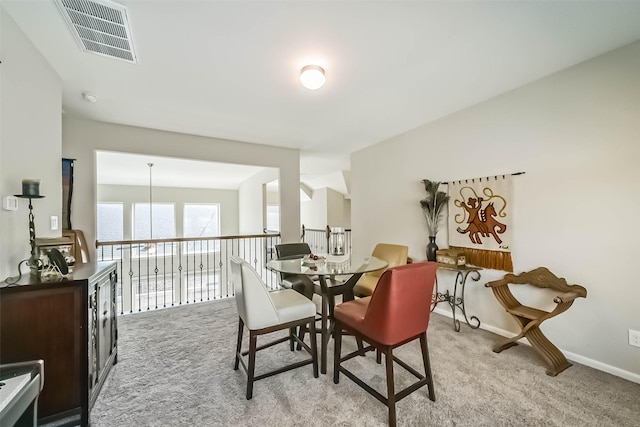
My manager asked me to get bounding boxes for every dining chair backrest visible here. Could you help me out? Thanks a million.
[275,242,312,260]
[353,243,409,297]
[369,243,409,280]
[229,255,279,330]
[362,262,437,346]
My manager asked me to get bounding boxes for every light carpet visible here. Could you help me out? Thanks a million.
[91,297,639,426]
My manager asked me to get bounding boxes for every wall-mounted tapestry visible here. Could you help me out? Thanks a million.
[447,175,513,271]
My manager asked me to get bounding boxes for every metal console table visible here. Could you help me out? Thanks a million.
[432,264,482,332]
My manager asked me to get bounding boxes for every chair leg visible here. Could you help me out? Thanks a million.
[321,292,329,374]
[525,325,572,376]
[420,332,436,401]
[234,317,244,370]
[333,320,343,384]
[296,324,306,351]
[309,318,319,378]
[384,346,397,427]
[246,331,258,400]
[376,348,382,364]
[289,327,296,351]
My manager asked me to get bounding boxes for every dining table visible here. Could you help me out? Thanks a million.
[267,255,388,374]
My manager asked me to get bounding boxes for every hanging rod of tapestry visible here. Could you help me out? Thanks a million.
[440,171,525,185]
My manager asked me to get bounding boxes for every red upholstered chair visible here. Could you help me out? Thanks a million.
[333,262,437,427]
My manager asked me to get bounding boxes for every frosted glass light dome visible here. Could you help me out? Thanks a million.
[300,65,326,90]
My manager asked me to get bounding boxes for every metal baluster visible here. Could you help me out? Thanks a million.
[186,241,191,303]
[162,242,167,308]
[253,237,257,272]
[178,239,183,305]
[154,242,158,310]
[225,239,230,298]
[199,240,203,301]
[119,244,124,314]
[171,241,175,306]
[206,240,210,301]
[214,243,219,299]
[128,244,134,314]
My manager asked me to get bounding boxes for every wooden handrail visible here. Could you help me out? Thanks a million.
[96,232,281,247]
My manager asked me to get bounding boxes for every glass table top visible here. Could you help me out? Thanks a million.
[267,255,388,276]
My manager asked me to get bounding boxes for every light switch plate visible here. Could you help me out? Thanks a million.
[51,215,59,231]
[3,196,18,211]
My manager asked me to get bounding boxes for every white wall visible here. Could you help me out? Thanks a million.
[301,188,328,229]
[301,187,351,229]
[352,41,640,380]
[97,184,239,237]
[0,10,62,278]
[62,116,301,261]
[238,168,278,234]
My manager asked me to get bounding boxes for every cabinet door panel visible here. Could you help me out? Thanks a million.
[0,286,83,419]
[98,277,113,373]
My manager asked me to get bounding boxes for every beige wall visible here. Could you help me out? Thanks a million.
[0,10,62,278]
[352,41,640,381]
[62,116,301,260]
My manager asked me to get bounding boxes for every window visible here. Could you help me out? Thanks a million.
[97,203,124,260]
[266,205,279,231]
[184,204,220,253]
[184,204,220,238]
[134,203,176,240]
[97,203,124,242]
[133,203,176,257]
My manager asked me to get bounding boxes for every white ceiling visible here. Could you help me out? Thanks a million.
[4,1,640,193]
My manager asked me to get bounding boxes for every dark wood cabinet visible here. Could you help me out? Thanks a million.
[0,261,118,426]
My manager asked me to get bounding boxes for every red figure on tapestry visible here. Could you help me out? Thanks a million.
[455,190,507,245]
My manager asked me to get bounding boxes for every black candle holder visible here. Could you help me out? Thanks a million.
[15,193,45,277]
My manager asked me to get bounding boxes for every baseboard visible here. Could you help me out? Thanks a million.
[431,307,640,384]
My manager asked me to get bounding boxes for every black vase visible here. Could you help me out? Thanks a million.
[426,236,438,262]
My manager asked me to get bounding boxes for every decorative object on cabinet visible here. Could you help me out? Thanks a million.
[0,262,118,426]
[36,235,75,271]
[420,179,449,261]
[8,179,46,282]
[435,248,466,267]
[485,267,586,376]
[63,229,91,263]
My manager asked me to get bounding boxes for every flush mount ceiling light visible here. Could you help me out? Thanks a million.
[300,65,326,90]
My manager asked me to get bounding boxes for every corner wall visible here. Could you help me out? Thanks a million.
[0,10,62,278]
[351,41,640,379]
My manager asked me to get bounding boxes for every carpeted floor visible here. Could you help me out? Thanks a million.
[91,297,640,426]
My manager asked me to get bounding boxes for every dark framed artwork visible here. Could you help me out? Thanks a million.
[62,158,75,230]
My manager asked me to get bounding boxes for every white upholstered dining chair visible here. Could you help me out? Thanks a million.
[229,255,318,399]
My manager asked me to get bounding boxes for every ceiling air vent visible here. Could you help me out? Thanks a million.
[55,0,137,63]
